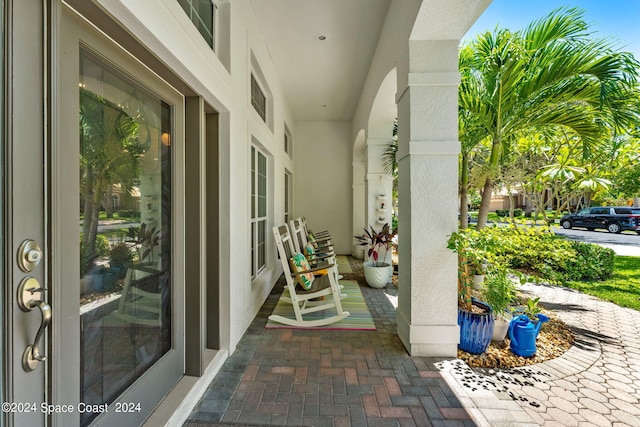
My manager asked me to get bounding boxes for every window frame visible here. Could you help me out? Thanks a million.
[178,0,217,50]
[284,170,292,224]
[284,124,292,157]
[251,73,267,122]
[251,145,268,278]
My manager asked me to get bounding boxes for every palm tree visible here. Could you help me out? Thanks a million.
[80,89,143,268]
[382,119,399,221]
[460,7,640,228]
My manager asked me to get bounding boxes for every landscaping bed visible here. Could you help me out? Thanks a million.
[459,306,574,368]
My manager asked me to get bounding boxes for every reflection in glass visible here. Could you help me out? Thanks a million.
[78,50,172,426]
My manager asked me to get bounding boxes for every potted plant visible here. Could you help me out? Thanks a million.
[127,223,161,266]
[482,268,516,341]
[509,297,549,357]
[354,223,397,288]
[470,257,486,289]
[109,242,133,279]
[448,230,494,354]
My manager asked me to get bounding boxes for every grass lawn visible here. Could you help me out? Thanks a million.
[565,256,640,311]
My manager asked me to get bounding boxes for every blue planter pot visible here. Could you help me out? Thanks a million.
[458,300,494,354]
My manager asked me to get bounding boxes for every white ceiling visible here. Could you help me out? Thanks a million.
[250,0,391,121]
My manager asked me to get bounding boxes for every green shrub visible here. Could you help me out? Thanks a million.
[80,233,110,275]
[450,224,615,284]
[109,242,133,265]
[564,241,615,281]
[495,208,523,217]
[117,209,140,219]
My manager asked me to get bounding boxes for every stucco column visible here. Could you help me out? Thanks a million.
[396,39,460,356]
[364,138,393,230]
[352,160,366,258]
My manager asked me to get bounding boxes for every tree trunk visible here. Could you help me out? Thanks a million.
[460,152,470,229]
[507,186,515,219]
[524,195,533,217]
[477,176,495,229]
[81,168,94,246]
[477,138,501,229]
[86,175,105,260]
[105,183,114,218]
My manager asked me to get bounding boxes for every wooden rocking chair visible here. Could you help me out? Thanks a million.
[289,218,343,283]
[299,216,332,245]
[270,224,349,327]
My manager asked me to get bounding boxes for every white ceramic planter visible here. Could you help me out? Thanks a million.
[472,274,485,289]
[363,261,392,288]
[492,317,510,342]
[352,244,365,260]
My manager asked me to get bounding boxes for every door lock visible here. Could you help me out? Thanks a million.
[17,239,43,272]
[17,277,51,371]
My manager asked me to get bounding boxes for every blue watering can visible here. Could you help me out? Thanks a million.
[508,314,549,357]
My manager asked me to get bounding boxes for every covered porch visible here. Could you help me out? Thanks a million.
[251,0,492,357]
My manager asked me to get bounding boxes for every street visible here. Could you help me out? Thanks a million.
[552,225,640,257]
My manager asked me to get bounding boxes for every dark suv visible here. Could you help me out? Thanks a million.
[560,206,640,234]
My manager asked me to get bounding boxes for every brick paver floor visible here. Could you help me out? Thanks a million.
[185,258,476,426]
[185,258,640,426]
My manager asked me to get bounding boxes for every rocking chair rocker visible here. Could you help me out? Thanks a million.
[270,224,349,327]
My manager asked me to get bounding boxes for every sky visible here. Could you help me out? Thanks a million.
[463,0,640,59]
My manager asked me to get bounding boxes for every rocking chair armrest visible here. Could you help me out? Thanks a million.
[313,244,333,252]
[291,262,336,276]
[308,253,334,261]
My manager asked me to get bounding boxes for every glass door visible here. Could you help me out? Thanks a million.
[50,5,185,426]
[77,51,174,426]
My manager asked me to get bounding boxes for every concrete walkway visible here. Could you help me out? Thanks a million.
[185,257,640,426]
[441,282,640,426]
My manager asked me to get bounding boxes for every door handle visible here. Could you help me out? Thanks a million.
[23,300,52,371]
[17,277,51,371]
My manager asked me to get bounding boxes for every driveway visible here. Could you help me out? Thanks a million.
[552,226,640,257]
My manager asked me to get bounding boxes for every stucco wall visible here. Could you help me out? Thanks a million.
[294,121,353,254]
[97,0,295,352]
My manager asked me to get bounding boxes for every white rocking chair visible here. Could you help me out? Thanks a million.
[299,216,332,245]
[289,218,343,283]
[270,224,349,327]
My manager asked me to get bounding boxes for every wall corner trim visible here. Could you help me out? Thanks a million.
[396,72,461,103]
[397,140,461,161]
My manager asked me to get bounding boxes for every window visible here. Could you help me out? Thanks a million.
[284,124,292,157]
[251,74,266,122]
[178,0,216,49]
[251,146,267,277]
[284,171,292,223]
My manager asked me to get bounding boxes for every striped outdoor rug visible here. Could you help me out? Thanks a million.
[336,255,353,273]
[265,280,376,330]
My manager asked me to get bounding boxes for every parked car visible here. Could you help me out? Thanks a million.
[560,206,640,234]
